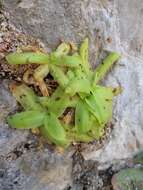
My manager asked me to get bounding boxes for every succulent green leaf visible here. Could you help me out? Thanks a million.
[11,84,43,111]
[79,38,90,74]
[38,96,49,107]
[49,64,69,87]
[7,111,45,129]
[75,100,92,133]
[73,66,87,79]
[47,96,70,117]
[6,52,49,65]
[85,85,114,126]
[90,119,104,140]
[50,53,81,67]
[41,112,69,147]
[67,70,75,80]
[93,52,120,85]
[50,87,65,101]
[65,78,91,96]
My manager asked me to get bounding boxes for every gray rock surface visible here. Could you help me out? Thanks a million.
[118,0,143,58]
[0,80,29,156]
[1,0,143,189]
[0,149,72,190]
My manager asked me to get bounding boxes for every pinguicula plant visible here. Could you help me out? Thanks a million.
[6,38,121,148]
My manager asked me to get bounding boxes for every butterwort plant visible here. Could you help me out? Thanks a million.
[6,38,122,148]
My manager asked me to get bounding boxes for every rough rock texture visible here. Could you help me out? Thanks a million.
[0,149,72,190]
[118,0,143,58]
[0,80,29,156]
[1,0,143,189]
